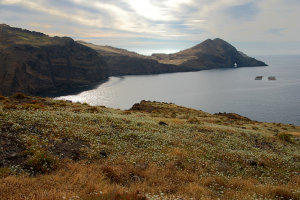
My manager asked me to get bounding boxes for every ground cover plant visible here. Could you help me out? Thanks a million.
[0,95,299,199]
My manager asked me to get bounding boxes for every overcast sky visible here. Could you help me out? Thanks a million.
[1,0,300,55]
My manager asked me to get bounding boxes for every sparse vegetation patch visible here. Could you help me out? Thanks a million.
[0,96,299,199]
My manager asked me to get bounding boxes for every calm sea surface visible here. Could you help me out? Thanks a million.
[56,55,300,125]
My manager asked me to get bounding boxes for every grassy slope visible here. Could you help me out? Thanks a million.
[77,41,149,59]
[0,25,66,48]
[0,94,299,200]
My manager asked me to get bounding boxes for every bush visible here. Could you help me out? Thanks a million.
[0,168,12,178]
[3,103,18,110]
[84,191,147,200]
[187,117,200,124]
[22,103,43,110]
[12,93,26,99]
[24,150,58,175]
[278,133,292,143]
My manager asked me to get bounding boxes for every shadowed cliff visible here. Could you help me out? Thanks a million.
[0,24,108,96]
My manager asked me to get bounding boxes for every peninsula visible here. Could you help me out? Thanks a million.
[0,24,266,96]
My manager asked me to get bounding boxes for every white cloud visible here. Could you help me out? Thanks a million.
[0,0,299,54]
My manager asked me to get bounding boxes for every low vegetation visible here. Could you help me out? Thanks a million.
[0,95,299,199]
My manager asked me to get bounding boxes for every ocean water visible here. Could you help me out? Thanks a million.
[56,55,300,125]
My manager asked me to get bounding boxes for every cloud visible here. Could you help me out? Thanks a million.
[267,28,286,36]
[0,0,300,54]
[225,2,259,21]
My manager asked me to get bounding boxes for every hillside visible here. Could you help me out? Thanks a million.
[152,38,267,69]
[0,24,108,96]
[0,94,299,200]
[78,41,194,76]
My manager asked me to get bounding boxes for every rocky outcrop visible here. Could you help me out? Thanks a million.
[152,38,267,69]
[0,24,108,96]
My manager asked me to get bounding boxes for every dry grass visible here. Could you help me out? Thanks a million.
[0,95,300,199]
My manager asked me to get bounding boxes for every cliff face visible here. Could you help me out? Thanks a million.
[78,41,193,76]
[0,25,108,96]
[152,38,267,69]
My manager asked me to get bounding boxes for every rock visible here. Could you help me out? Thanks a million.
[100,150,108,158]
[159,121,168,126]
[255,76,263,80]
[9,153,18,158]
[131,175,142,182]
[248,160,258,167]
[268,76,276,80]
[135,162,149,171]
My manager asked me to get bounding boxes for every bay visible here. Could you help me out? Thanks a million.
[55,55,300,125]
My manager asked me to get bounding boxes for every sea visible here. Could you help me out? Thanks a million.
[55,55,300,125]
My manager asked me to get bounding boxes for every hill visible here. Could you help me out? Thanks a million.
[78,41,194,76]
[0,94,299,199]
[152,38,267,69]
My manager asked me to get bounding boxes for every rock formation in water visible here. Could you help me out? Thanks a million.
[0,24,108,96]
[151,38,267,69]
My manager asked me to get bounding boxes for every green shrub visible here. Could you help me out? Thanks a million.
[0,168,12,178]
[87,107,99,113]
[84,191,147,200]
[3,103,17,110]
[12,93,26,99]
[24,150,58,174]
[22,103,43,110]
[187,117,200,124]
[278,133,292,143]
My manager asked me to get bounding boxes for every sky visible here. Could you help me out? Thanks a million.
[1,0,300,55]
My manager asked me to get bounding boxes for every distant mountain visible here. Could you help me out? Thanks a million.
[152,38,267,69]
[78,41,193,76]
[0,24,108,96]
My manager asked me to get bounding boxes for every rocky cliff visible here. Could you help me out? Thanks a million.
[152,38,267,69]
[0,24,108,96]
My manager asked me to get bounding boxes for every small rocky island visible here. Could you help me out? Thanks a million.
[255,76,276,80]
[268,76,276,80]
[255,76,263,80]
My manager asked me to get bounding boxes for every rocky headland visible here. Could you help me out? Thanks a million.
[0,24,267,96]
[151,38,267,70]
[0,24,108,96]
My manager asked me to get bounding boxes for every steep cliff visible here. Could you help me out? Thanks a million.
[0,24,108,96]
[152,38,267,69]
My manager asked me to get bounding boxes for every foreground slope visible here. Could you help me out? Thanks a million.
[0,24,108,96]
[152,38,267,69]
[0,95,299,200]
